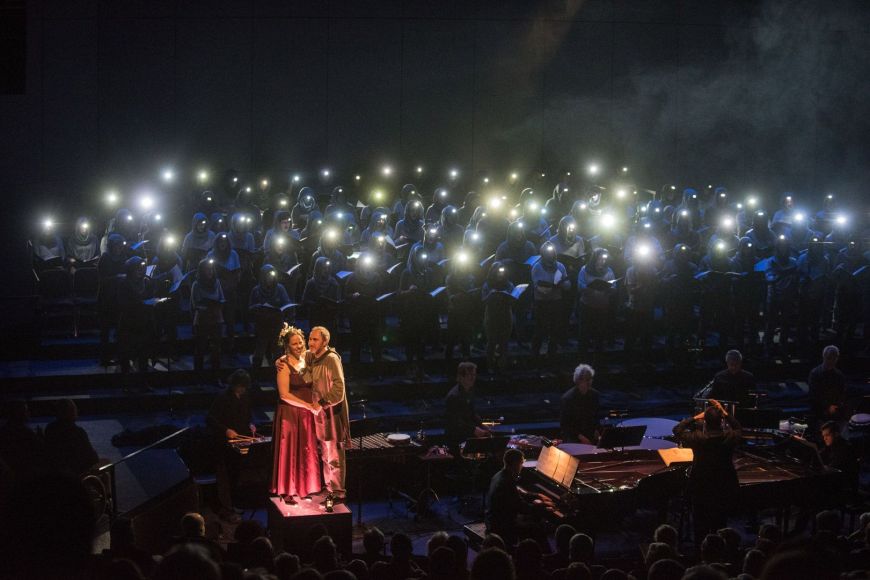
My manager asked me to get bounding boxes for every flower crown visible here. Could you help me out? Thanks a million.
[277,323,303,348]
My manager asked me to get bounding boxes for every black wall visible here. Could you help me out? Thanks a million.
[2,0,869,294]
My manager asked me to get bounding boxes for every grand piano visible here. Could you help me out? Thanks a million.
[518,429,846,532]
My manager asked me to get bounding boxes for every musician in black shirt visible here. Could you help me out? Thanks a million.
[560,364,600,444]
[708,350,755,407]
[206,369,256,523]
[820,421,859,493]
[444,362,489,453]
[673,400,742,544]
[485,448,530,548]
[808,345,846,425]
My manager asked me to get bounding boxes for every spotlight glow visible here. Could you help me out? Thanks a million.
[416,166,423,174]
[197,170,209,182]
[139,195,155,210]
[449,169,459,179]
[587,163,600,176]
[293,175,301,183]
[106,191,119,205]
[161,168,174,182]
[510,172,518,181]
[261,179,269,188]
[322,169,331,178]
[382,165,393,177]
[600,213,616,229]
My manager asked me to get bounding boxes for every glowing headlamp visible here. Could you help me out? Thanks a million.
[382,165,392,176]
[600,214,616,228]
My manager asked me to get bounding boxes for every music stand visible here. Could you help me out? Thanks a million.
[596,425,647,450]
[348,416,383,525]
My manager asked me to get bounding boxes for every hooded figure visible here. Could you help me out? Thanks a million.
[668,208,701,251]
[228,213,256,253]
[813,194,838,235]
[705,214,740,257]
[209,212,228,234]
[392,183,422,227]
[310,227,347,274]
[325,186,357,226]
[796,236,830,345]
[190,258,224,370]
[425,187,450,224]
[360,209,391,248]
[702,186,730,228]
[302,256,341,331]
[393,199,425,245]
[117,256,154,374]
[440,205,465,254]
[410,225,445,270]
[771,192,796,227]
[481,261,516,373]
[65,217,98,263]
[249,264,291,367]
[764,235,798,353]
[34,222,67,263]
[265,232,299,274]
[291,186,319,230]
[263,209,297,255]
[346,252,386,364]
[456,191,481,228]
[520,195,549,243]
[545,182,571,225]
[623,219,664,267]
[548,216,585,261]
[181,212,216,271]
[150,234,183,296]
[530,242,571,356]
[495,221,536,276]
[745,211,775,257]
[675,188,702,229]
[100,208,138,254]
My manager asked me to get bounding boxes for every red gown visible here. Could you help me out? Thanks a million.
[271,364,321,498]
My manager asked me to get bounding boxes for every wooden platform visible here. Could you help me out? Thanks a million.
[267,495,353,556]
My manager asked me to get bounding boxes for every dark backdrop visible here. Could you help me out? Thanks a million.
[1,0,869,296]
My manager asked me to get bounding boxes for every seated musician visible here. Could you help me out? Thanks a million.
[560,364,600,444]
[672,400,742,544]
[206,369,256,523]
[485,448,539,549]
[444,362,490,454]
[819,421,859,493]
[708,350,755,407]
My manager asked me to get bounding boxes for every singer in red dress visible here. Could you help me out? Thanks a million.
[271,325,322,504]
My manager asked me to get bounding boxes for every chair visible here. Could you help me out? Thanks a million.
[72,267,100,337]
[36,268,75,335]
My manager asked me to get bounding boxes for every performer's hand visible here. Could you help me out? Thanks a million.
[226,428,239,439]
[310,400,322,414]
[275,357,287,372]
[249,423,257,436]
[693,412,705,421]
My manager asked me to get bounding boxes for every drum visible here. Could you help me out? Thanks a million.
[848,413,870,432]
[386,433,411,446]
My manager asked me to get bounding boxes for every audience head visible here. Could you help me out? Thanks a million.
[389,532,413,560]
[716,527,741,558]
[653,524,678,549]
[312,535,338,573]
[700,533,726,564]
[274,552,300,580]
[600,569,628,580]
[647,559,685,580]
[446,534,469,573]
[645,542,678,568]
[153,544,220,580]
[554,524,578,556]
[481,533,506,552]
[564,562,592,580]
[322,569,355,580]
[471,548,515,580]
[569,532,594,565]
[180,512,206,538]
[820,421,840,448]
[815,509,842,534]
[757,523,782,545]
[248,536,275,572]
[429,546,457,578]
[362,526,385,556]
[743,548,767,579]
[759,547,839,580]
[681,564,727,580]
[427,530,449,555]
[344,559,369,580]
[514,538,544,573]
[703,405,724,430]
[234,519,265,544]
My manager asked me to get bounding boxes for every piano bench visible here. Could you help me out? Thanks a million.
[463,521,487,551]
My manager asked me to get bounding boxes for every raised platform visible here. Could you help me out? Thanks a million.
[267,495,353,557]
